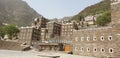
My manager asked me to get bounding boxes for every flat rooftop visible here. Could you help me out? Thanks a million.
[0,50,96,58]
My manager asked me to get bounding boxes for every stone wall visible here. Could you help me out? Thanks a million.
[72,27,119,58]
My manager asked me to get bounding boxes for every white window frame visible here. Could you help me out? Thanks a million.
[109,48,114,53]
[93,36,97,41]
[87,37,90,41]
[75,47,78,51]
[93,47,97,52]
[80,47,84,52]
[108,36,112,41]
[75,37,78,42]
[100,36,104,41]
[87,48,90,52]
[101,48,105,53]
[81,37,84,41]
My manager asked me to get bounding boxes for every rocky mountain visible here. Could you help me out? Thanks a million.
[71,0,111,21]
[0,0,41,26]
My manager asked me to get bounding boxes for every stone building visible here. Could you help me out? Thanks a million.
[61,22,78,40]
[41,28,48,42]
[72,1,120,58]
[18,27,40,45]
[84,15,96,25]
[46,21,61,39]
[33,16,49,29]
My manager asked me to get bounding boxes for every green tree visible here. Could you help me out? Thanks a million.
[96,11,111,26]
[3,24,19,39]
[0,27,5,38]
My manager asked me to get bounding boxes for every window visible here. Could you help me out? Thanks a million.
[80,47,84,52]
[101,48,105,52]
[93,36,97,41]
[109,48,114,53]
[81,37,84,41]
[93,47,97,52]
[100,36,104,41]
[87,37,90,41]
[75,37,78,41]
[108,36,112,41]
[87,48,90,52]
[75,47,78,51]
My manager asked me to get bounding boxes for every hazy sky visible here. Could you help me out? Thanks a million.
[24,0,102,19]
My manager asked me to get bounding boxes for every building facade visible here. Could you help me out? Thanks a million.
[61,22,78,40]
[18,27,40,45]
[41,28,48,42]
[33,16,49,29]
[46,21,61,39]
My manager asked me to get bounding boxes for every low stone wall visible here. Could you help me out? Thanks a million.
[0,40,28,51]
[72,26,119,58]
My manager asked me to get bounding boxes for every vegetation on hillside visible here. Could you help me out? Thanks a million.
[96,11,111,26]
[71,0,111,21]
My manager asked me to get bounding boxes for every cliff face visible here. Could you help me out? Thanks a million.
[0,0,41,26]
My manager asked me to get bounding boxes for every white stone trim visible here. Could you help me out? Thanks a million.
[81,37,84,41]
[108,36,112,41]
[109,48,114,53]
[101,48,105,53]
[93,47,97,52]
[100,36,104,41]
[93,36,97,41]
[87,37,90,41]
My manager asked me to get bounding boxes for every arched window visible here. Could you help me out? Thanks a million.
[80,47,84,52]
[75,47,78,51]
[108,36,112,41]
[87,37,90,41]
[109,48,114,53]
[93,47,97,52]
[87,48,90,52]
[93,36,97,41]
[100,36,104,41]
[101,48,105,52]
[81,37,84,41]
[75,37,78,42]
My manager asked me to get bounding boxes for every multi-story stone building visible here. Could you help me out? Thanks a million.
[41,28,48,42]
[18,27,40,45]
[46,21,61,39]
[33,16,49,29]
[61,22,78,40]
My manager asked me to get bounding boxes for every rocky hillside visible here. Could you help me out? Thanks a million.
[71,0,111,21]
[0,0,41,26]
